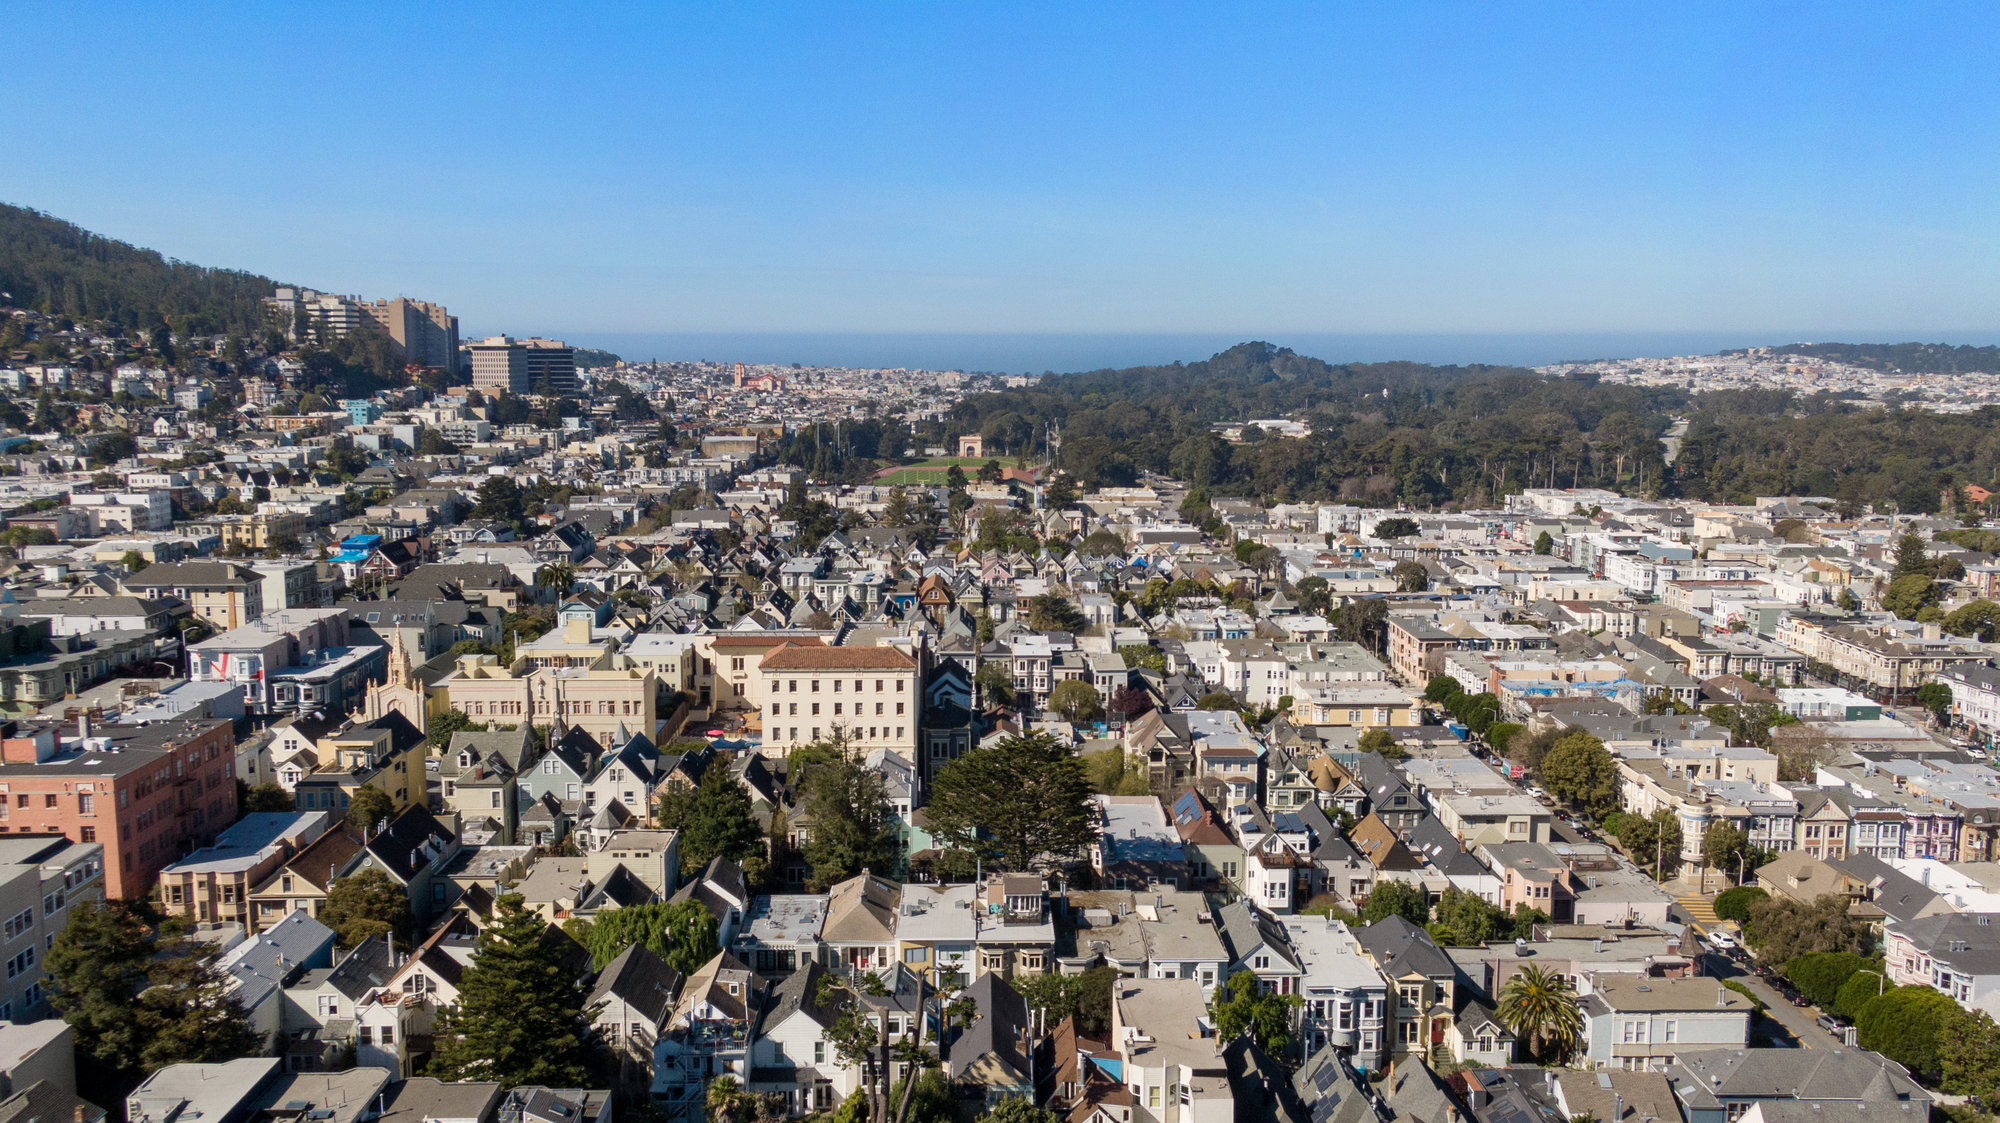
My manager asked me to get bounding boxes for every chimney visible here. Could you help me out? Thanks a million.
[78,712,91,742]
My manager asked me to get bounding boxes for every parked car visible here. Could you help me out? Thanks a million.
[1707,930,1737,950]
[1817,1014,1845,1035]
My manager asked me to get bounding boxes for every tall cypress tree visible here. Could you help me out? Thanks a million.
[432,896,599,1086]
[926,731,1098,871]
[677,768,764,874]
[44,900,154,1081]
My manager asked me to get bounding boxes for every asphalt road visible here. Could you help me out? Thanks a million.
[1697,950,1852,1050]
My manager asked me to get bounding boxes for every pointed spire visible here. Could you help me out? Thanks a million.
[388,625,413,689]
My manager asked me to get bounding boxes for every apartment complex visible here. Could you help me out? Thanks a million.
[267,289,460,371]
[0,718,237,899]
[440,652,659,745]
[752,642,921,761]
[468,335,578,396]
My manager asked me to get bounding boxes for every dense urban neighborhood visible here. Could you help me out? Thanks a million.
[1,254,1998,1123]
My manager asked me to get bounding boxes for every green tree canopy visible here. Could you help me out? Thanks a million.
[1783,951,1878,1010]
[1430,887,1524,946]
[1373,517,1418,540]
[1741,892,1871,967]
[1361,880,1429,927]
[659,766,763,875]
[1702,821,1753,882]
[1883,573,1941,619]
[572,899,720,975]
[1424,675,1463,703]
[1833,969,1888,1022]
[1914,681,1953,721]
[927,731,1097,871]
[45,900,259,1097]
[347,785,397,834]
[1936,1004,2000,1104]
[1208,969,1303,1054]
[1539,730,1619,819]
[795,734,897,888]
[430,895,600,1086]
[241,783,292,812]
[318,868,414,947]
[1048,679,1104,724]
[1357,727,1404,760]
[1027,593,1089,633]
[1392,560,1429,592]
[981,1099,1065,1123]
[1712,885,1767,924]
[1855,985,1958,1083]
[1942,599,2000,642]
[1083,749,1153,797]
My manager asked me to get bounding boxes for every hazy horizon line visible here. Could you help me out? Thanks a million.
[531,329,2000,375]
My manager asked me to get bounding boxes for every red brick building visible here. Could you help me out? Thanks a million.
[0,717,238,899]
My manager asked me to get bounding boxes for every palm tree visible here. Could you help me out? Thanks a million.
[1497,963,1583,1063]
[706,1076,750,1123]
[536,562,574,593]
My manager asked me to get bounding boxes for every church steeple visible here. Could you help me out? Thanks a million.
[388,626,413,689]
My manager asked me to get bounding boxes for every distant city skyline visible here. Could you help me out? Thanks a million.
[7,4,1998,348]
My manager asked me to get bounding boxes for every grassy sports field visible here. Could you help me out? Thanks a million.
[871,456,996,485]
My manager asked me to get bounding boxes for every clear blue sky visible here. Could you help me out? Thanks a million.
[5,3,1997,341]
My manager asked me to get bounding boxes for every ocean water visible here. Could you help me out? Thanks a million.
[550,330,2000,375]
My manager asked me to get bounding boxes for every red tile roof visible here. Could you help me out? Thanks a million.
[759,643,916,671]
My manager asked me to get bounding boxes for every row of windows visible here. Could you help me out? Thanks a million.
[466,698,643,717]
[778,726,905,743]
[781,678,905,694]
[5,946,35,979]
[777,701,904,717]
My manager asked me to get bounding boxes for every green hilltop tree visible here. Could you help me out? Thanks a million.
[431,895,599,1086]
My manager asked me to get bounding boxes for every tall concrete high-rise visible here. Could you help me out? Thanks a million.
[359,297,460,371]
[468,336,578,396]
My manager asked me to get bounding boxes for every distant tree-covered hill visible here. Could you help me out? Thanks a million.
[941,340,2000,515]
[1766,341,2000,374]
[945,341,1686,507]
[0,202,281,335]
